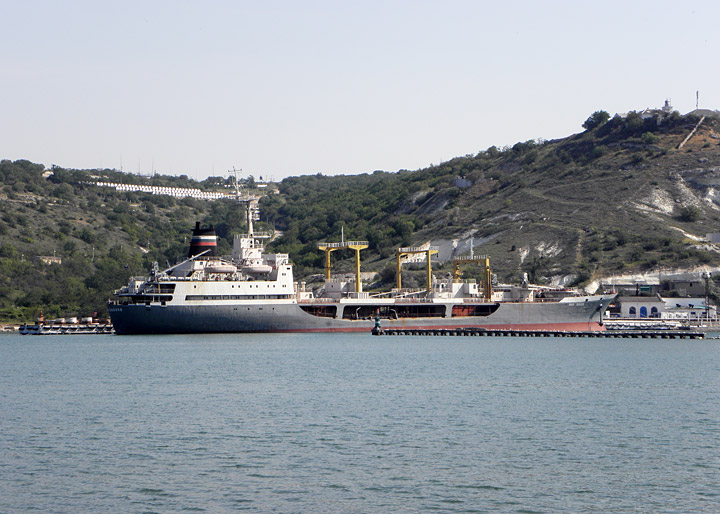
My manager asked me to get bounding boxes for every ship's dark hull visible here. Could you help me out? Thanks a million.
[109,297,613,335]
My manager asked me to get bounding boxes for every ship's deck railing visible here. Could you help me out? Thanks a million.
[298,297,444,304]
[236,231,272,239]
[317,241,369,249]
[397,245,440,253]
[393,288,426,297]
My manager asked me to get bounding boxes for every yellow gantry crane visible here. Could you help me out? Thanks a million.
[453,255,493,301]
[396,246,439,292]
[317,240,369,293]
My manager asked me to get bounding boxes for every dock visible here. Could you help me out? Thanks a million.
[371,327,705,339]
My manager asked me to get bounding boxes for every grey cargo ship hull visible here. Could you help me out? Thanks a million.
[109,296,614,334]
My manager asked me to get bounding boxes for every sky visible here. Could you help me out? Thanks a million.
[2,0,719,182]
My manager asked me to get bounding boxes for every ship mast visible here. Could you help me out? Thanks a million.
[231,166,242,201]
[246,201,254,237]
[230,167,255,236]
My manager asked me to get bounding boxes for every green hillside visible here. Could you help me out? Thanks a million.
[2,108,720,322]
[0,163,260,321]
[263,109,720,286]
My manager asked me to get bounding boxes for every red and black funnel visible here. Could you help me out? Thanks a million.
[188,222,217,258]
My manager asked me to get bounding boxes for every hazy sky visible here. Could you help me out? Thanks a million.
[2,1,718,181]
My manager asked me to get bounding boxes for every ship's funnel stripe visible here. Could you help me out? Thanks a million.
[188,222,219,257]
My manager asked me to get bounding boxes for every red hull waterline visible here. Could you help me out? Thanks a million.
[276,321,606,334]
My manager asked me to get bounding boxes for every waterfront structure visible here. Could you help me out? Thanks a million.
[616,295,716,320]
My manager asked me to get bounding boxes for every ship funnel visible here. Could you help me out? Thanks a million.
[188,222,218,258]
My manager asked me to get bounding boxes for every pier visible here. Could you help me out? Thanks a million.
[371,327,705,339]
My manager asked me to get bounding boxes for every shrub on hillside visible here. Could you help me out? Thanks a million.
[641,132,659,144]
[678,205,701,222]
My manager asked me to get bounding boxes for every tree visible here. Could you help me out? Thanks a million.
[582,110,610,130]
[625,111,643,131]
[63,240,77,256]
[678,205,701,222]
[0,243,18,258]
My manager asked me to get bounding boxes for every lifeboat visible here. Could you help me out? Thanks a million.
[242,263,273,274]
[204,262,237,274]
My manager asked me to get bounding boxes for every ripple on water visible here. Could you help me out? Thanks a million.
[1,334,720,513]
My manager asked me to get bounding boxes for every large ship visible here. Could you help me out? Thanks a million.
[108,201,614,334]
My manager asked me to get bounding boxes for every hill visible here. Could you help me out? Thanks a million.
[0,164,259,321]
[262,109,720,287]
[2,108,720,321]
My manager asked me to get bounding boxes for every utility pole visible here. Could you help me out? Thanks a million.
[703,272,711,322]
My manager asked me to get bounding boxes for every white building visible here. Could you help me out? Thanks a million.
[617,295,715,319]
[663,298,716,320]
[92,181,234,200]
[618,295,665,318]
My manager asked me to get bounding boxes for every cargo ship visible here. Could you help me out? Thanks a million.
[108,201,614,334]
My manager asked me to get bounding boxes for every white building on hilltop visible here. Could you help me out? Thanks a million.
[93,181,234,200]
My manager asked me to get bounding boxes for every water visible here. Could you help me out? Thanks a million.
[1,333,719,513]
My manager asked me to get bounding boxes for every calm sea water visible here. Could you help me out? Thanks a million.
[1,333,719,513]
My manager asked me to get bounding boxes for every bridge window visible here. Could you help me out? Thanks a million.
[629,306,636,316]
